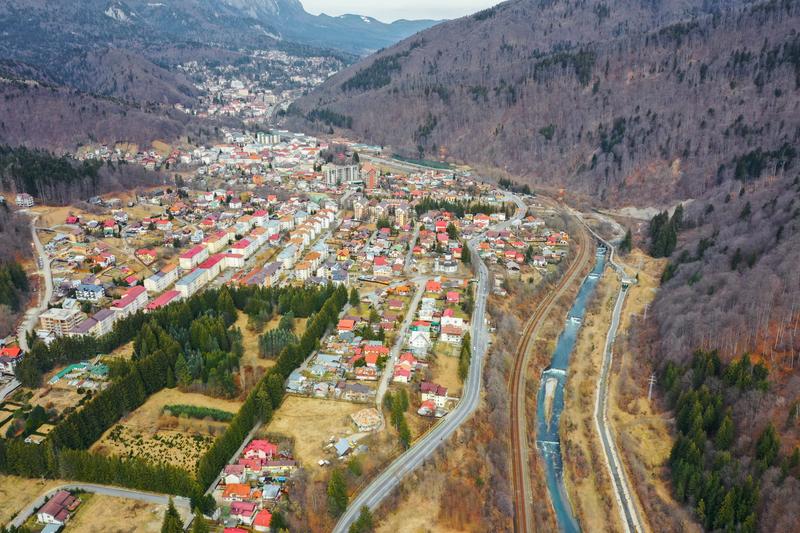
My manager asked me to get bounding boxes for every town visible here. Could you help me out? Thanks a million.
[0,124,571,531]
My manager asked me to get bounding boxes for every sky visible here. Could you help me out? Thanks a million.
[300,0,501,23]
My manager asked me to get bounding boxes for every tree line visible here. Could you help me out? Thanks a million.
[0,284,348,513]
[414,196,507,218]
[0,259,29,312]
[649,204,682,258]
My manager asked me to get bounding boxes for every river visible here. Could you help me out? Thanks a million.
[535,246,606,532]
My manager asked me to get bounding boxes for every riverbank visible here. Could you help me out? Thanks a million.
[534,247,606,532]
[561,273,624,531]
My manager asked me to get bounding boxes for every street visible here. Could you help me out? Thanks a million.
[332,192,526,532]
[17,214,53,352]
[10,483,192,528]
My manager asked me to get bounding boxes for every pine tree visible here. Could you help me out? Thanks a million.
[349,506,375,533]
[267,373,285,408]
[161,499,183,533]
[190,508,209,533]
[620,229,632,253]
[461,241,471,264]
[349,287,360,308]
[715,413,734,450]
[256,388,273,422]
[327,468,349,516]
[756,423,780,469]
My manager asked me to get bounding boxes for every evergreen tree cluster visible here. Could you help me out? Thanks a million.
[259,328,298,359]
[458,332,472,382]
[384,390,411,449]
[413,196,505,218]
[662,350,790,531]
[198,284,348,488]
[0,260,29,312]
[649,204,683,258]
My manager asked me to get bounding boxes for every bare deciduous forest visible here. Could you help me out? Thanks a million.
[290,0,799,205]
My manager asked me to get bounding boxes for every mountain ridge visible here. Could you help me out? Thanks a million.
[286,0,799,206]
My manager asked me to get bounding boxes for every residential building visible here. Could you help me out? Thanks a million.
[39,308,84,337]
[36,490,79,525]
[15,193,34,208]
[0,346,23,375]
[111,285,148,317]
[75,283,104,302]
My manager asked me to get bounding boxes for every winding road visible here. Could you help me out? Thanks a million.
[332,192,526,533]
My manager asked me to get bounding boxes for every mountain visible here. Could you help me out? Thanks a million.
[287,0,799,205]
[220,0,438,55]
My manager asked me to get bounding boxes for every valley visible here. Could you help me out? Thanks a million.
[0,1,799,533]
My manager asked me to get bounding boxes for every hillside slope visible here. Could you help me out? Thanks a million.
[288,0,799,205]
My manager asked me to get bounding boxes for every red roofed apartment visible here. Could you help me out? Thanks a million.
[111,285,148,317]
[179,245,209,270]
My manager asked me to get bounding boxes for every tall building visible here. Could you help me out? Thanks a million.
[322,163,361,186]
[39,308,84,336]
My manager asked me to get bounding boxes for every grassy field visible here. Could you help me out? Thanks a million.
[91,389,242,472]
[236,313,306,373]
[376,490,464,533]
[430,345,462,397]
[265,396,362,478]
[65,494,188,532]
[0,475,66,525]
[106,340,135,360]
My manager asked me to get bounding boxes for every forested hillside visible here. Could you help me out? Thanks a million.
[630,172,800,530]
[288,0,799,205]
[0,146,162,205]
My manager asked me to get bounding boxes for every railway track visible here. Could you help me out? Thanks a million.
[509,215,594,533]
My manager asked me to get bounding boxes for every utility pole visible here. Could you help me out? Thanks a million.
[647,373,656,402]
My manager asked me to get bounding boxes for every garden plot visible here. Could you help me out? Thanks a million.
[91,388,242,472]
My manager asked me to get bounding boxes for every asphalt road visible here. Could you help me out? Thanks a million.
[332,192,526,532]
[573,213,644,533]
[9,483,192,528]
[18,214,53,352]
[374,276,428,428]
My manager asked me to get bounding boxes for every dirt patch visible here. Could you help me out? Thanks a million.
[0,475,65,525]
[265,396,363,478]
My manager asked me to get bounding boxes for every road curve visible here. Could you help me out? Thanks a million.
[9,483,192,528]
[509,211,594,533]
[332,192,526,533]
